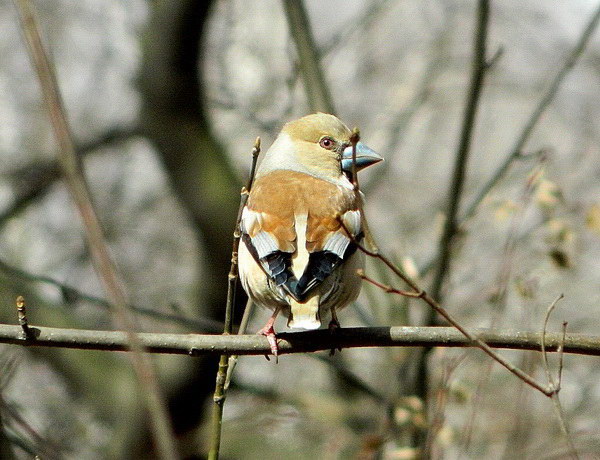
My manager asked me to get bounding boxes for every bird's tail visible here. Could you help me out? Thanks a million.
[287,297,321,330]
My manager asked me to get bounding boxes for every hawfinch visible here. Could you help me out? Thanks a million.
[238,113,382,355]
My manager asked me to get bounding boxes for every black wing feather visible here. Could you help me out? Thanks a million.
[295,238,360,301]
[241,233,300,300]
[242,232,361,302]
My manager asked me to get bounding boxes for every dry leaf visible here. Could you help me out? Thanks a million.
[586,203,600,236]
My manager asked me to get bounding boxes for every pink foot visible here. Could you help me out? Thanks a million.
[328,318,340,332]
[257,324,279,360]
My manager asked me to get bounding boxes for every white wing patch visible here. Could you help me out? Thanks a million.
[240,207,279,258]
[251,231,279,258]
[321,210,361,258]
[342,210,361,237]
[322,232,350,258]
[240,207,258,234]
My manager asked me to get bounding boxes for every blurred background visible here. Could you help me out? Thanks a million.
[1,0,600,458]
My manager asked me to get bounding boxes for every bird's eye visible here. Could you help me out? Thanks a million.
[319,137,335,150]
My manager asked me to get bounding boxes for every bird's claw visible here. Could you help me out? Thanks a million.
[328,318,340,332]
[257,324,279,362]
[328,317,342,356]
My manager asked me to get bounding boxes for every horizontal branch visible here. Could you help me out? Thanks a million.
[1,324,600,357]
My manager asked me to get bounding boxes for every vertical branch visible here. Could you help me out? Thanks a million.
[413,0,491,419]
[541,296,579,459]
[282,0,336,114]
[224,299,255,391]
[349,128,377,251]
[430,0,490,319]
[208,138,261,460]
[12,1,178,459]
[541,296,563,387]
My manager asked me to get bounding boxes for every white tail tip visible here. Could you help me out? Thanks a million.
[288,317,321,330]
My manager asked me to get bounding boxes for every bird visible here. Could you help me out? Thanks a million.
[238,113,383,356]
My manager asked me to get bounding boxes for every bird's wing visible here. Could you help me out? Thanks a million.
[241,170,361,302]
[296,208,362,299]
[240,174,300,300]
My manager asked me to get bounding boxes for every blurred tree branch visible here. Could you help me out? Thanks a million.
[429,0,490,310]
[140,0,240,320]
[0,128,140,227]
[461,3,600,225]
[14,0,178,458]
[0,257,223,333]
[1,324,599,356]
[419,2,600,277]
[411,1,490,425]
[283,0,336,114]
[138,0,245,452]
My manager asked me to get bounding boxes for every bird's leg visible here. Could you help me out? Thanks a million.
[257,307,281,360]
[328,308,342,356]
[328,307,341,331]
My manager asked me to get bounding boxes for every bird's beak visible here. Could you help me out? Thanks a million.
[341,143,383,173]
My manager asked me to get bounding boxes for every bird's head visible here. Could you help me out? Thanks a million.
[258,113,382,182]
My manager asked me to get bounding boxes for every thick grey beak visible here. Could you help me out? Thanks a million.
[341,142,383,173]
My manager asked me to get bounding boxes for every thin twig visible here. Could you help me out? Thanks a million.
[208,138,260,460]
[541,296,579,459]
[283,0,335,114]
[541,294,564,390]
[349,129,378,251]
[12,1,178,458]
[343,207,560,397]
[358,270,424,298]
[355,254,556,395]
